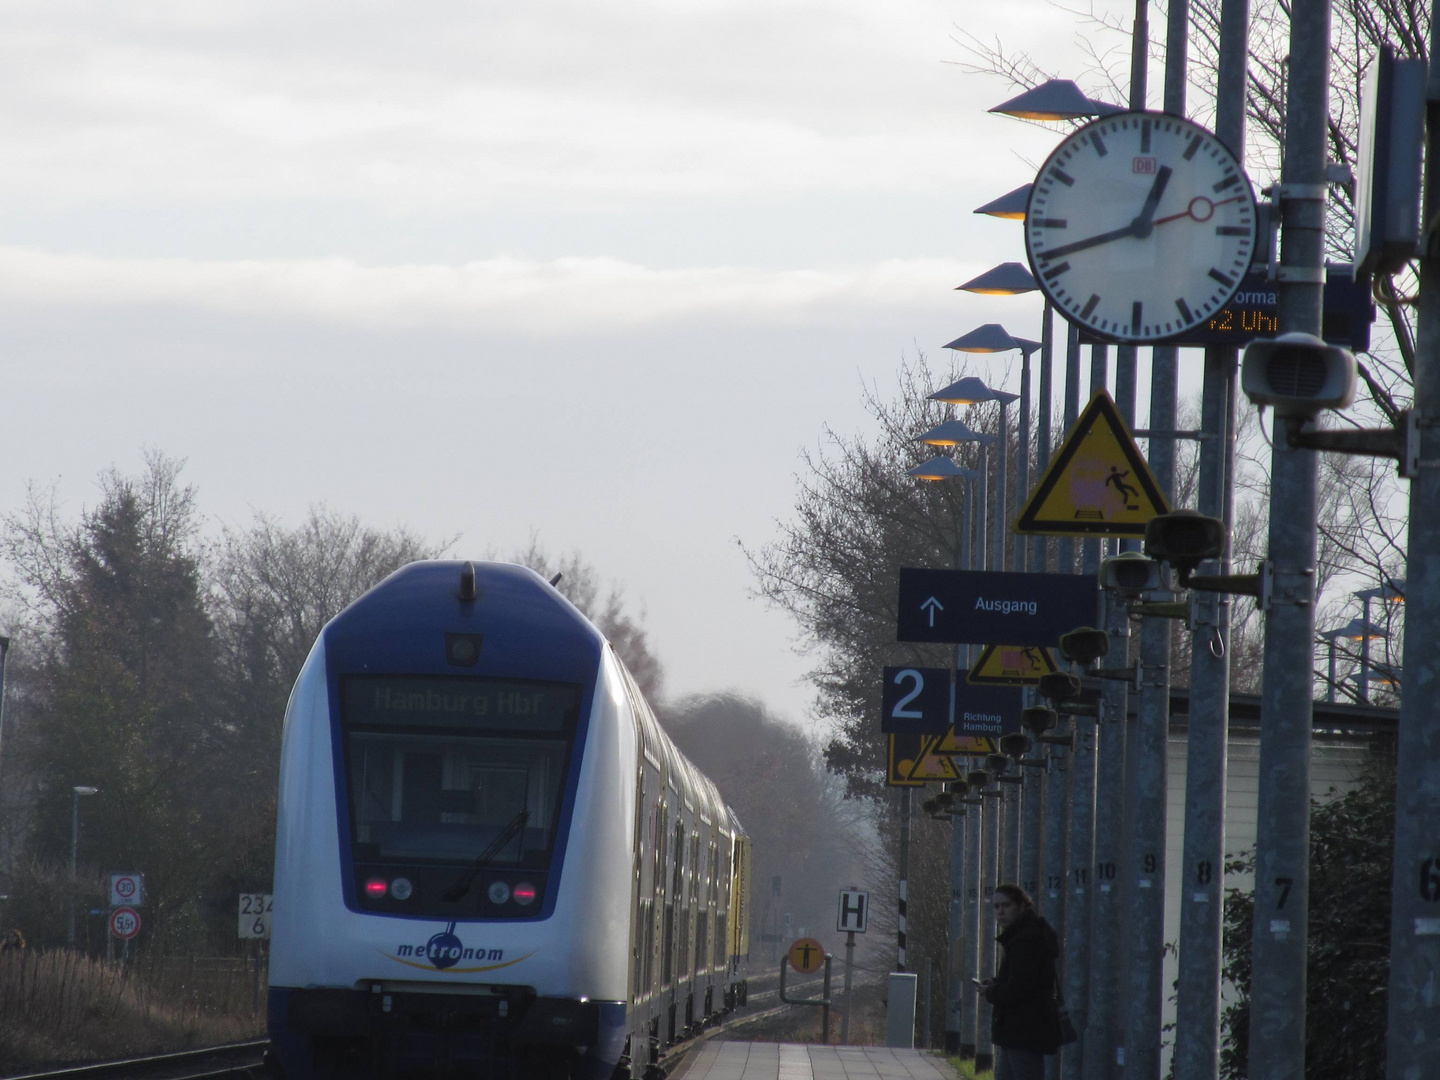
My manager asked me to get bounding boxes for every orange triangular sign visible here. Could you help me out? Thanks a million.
[934,729,996,756]
[967,643,1060,685]
[1016,390,1169,536]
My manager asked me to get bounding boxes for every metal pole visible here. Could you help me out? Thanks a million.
[1022,762,1043,898]
[1033,305,1056,574]
[1061,711,1097,1080]
[1057,324,1081,575]
[1359,598,1372,702]
[961,797,982,1056]
[1086,590,1131,1080]
[843,931,856,1044]
[1123,378,1176,1080]
[898,788,911,972]
[948,806,965,1053]
[996,402,1010,571]
[922,957,932,1049]
[69,791,79,948]
[1124,4,1188,1066]
[824,953,833,1045]
[1173,0,1247,1067]
[978,446,990,571]
[1247,0,1330,1070]
[1386,3,1440,1066]
[1043,741,1070,1080]
[976,789,1000,1073]
[1017,350,1033,572]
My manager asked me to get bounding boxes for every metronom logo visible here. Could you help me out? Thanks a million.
[382,921,532,974]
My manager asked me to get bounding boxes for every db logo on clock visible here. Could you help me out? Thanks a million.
[1133,156,1157,174]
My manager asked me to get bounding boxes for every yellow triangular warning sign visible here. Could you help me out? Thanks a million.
[1016,390,1169,537]
[934,729,996,756]
[887,734,964,786]
[967,643,1060,685]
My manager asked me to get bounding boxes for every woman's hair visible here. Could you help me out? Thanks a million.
[994,883,1035,910]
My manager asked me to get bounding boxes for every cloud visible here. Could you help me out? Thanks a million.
[0,246,986,335]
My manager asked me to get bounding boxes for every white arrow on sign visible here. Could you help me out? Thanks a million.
[921,596,944,627]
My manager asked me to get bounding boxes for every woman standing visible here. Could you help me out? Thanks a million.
[979,884,1062,1080]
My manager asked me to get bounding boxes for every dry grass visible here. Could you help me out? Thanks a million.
[0,949,264,1072]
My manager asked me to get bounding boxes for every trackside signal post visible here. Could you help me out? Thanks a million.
[837,889,868,1043]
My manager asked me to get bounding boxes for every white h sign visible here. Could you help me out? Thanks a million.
[837,889,869,933]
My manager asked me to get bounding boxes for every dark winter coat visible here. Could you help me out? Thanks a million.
[983,908,1062,1054]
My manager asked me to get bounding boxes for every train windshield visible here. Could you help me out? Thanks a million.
[341,676,582,866]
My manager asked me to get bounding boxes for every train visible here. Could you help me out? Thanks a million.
[266,560,751,1079]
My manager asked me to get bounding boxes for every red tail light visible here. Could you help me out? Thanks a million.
[365,878,389,897]
[513,882,537,905]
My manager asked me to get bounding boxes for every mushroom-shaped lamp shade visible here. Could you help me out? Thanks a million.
[990,79,1123,121]
[974,184,1032,220]
[943,323,1022,354]
[956,263,1038,295]
[918,420,996,448]
[908,456,979,482]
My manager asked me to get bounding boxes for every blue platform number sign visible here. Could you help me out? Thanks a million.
[881,666,951,734]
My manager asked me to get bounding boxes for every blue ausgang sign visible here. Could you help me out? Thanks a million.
[896,569,1098,646]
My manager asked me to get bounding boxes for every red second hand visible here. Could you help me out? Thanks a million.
[1153,195,1246,226]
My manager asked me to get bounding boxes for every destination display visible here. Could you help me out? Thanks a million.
[896,568,1099,647]
[343,676,580,731]
[1080,265,1374,351]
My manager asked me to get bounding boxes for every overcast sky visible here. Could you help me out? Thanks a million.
[2,0,1143,728]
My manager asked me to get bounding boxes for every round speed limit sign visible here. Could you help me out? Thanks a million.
[109,907,141,940]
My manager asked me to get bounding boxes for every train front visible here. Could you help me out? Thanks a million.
[267,561,634,1080]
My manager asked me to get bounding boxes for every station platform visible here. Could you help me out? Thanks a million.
[677,1042,958,1080]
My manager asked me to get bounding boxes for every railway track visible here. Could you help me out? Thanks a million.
[1,1040,269,1080]
[3,972,849,1080]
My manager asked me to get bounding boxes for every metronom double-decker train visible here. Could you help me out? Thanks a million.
[266,561,751,1080]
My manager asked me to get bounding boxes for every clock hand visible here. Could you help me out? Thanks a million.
[1130,166,1173,238]
[1152,195,1246,226]
[1035,222,1143,261]
[1036,166,1178,261]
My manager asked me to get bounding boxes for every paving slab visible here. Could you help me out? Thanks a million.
[679,1043,957,1080]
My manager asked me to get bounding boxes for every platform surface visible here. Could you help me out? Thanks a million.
[679,1042,957,1080]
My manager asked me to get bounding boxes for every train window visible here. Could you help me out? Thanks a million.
[342,675,580,871]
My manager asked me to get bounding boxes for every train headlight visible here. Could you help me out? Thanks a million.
[513,882,537,906]
[365,877,389,898]
[389,877,413,900]
[488,881,511,905]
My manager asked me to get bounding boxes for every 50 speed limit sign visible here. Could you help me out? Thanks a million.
[109,907,141,940]
[238,893,273,939]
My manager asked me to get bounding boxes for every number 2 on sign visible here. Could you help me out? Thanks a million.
[891,670,925,719]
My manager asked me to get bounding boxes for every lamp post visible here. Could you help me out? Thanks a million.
[981,90,1119,1080]
[955,265,1042,574]
[919,418,997,573]
[929,376,1020,572]
[909,454,980,1055]
[1352,580,1404,703]
[1322,619,1389,703]
[69,785,98,948]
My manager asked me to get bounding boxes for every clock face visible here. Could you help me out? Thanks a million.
[1024,112,1258,343]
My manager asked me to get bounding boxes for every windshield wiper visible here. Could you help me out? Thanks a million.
[441,809,531,903]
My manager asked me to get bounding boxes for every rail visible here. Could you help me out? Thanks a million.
[0,1039,268,1080]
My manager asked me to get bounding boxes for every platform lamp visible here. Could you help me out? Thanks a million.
[917,419,997,574]
[69,785,98,948]
[1325,617,1390,704]
[989,79,1125,122]
[929,376,1020,572]
[1353,579,1405,704]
